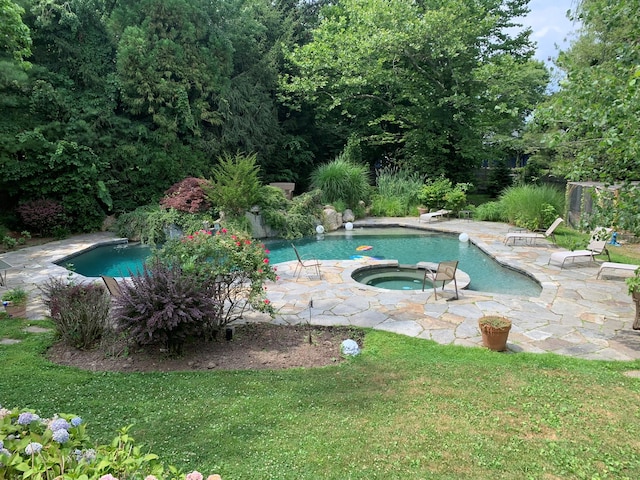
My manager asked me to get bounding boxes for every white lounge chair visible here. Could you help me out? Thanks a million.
[548,240,610,268]
[419,209,451,223]
[504,218,563,245]
[596,262,639,279]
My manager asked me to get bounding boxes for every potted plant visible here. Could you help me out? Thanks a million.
[2,287,28,318]
[625,267,640,330]
[478,315,511,351]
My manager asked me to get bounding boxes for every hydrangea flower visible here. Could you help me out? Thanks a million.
[17,412,40,425]
[25,442,43,455]
[52,428,70,443]
[49,418,71,431]
[70,416,82,427]
[185,472,203,480]
[0,448,10,457]
[74,448,97,463]
[144,476,158,480]
[99,475,119,480]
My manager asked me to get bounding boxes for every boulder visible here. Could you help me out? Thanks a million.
[342,209,355,222]
[322,207,343,231]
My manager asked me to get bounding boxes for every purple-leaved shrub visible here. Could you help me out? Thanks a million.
[40,278,111,349]
[160,177,212,213]
[114,261,221,355]
[16,199,67,235]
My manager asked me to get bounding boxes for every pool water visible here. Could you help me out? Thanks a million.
[59,228,541,297]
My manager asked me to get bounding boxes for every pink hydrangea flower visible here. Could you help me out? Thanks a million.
[185,472,203,480]
[99,475,119,480]
[207,476,222,480]
[145,476,158,480]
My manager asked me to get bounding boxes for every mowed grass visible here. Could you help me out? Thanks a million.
[2,319,640,479]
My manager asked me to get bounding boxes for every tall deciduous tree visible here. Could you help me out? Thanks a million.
[281,0,548,182]
[533,0,640,182]
[0,0,32,64]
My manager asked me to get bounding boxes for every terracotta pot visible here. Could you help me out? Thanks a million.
[4,303,27,318]
[479,318,512,351]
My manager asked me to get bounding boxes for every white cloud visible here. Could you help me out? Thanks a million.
[520,0,579,63]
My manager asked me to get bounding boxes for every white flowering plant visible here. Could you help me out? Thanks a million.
[0,405,221,480]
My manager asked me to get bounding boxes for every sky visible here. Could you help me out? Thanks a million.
[521,0,581,64]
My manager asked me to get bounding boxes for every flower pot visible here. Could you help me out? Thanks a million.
[478,316,511,352]
[4,302,27,318]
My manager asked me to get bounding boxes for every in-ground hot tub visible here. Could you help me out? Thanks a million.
[351,263,470,291]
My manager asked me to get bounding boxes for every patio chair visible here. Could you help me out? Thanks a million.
[291,244,321,280]
[548,240,610,268]
[422,260,459,300]
[419,209,451,223]
[503,217,564,245]
[101,275,122,299]
[0,258,12,287]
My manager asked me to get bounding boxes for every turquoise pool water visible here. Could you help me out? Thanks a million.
[58,228,541,296]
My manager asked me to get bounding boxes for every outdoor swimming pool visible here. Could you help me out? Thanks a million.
[58,228,541,296]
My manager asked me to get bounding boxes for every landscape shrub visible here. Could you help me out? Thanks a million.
[418,176,472,213]
[153,228,277,328]
[310,154,371,209]
[499,184,564,229]
[0,405,221,479]
[206,152,263,216]
[116,206,213,245]
[160,177,213,213]
[114,261,221,355]
[260,189,323,239]
[16,199,67,235]
[40,278,111,350]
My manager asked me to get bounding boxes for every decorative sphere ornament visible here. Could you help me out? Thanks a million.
[459,232,469,243]
[316,225,325,234]
[345,222,354,231]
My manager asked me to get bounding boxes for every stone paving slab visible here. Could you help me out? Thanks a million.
[1,219,639,361]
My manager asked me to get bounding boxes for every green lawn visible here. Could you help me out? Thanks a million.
[2,319,640,479]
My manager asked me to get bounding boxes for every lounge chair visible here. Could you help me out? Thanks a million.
[596,262,639,279]
[548,240,610,268]
[503,217,564,245]
[291,244,321,280]
[419,209,451,223]
[101,275,122,299]
[422,260,459,300]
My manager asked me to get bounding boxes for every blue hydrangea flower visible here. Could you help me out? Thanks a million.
[0,440,3,449]
[52,428,70,444]
[49,418,71,432]
[0,448,10,457]
[70,417,82,427]
[25,442,43,455]
[17,412,40,425]
[82,448,97,463]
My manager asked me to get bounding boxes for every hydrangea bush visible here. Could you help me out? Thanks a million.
[0,405,221,480]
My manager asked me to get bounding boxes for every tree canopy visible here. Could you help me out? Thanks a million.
[281,0,549,182]
[532,0,640,183]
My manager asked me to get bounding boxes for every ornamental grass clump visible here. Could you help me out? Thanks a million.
[40,278,111,350]
[0,404,221,479]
